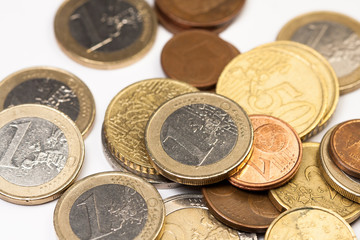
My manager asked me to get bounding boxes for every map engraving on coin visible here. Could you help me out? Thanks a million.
[0,117,68,187]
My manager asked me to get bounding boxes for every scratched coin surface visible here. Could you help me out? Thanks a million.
[161,30,239,89]
[330,119,360,178]
[145,92,253,185]
[265,206,357,240]
[104,79,197,180]
[0,104,84,205]
[217,43,327,140]
[277,11,360,94]
[269,142,360,223]
[54,0,157,69]
[229,115,302,191]
[159,194,258,240]
[0,67,95,137]
[54,172,165,240]
[202,181,281,233]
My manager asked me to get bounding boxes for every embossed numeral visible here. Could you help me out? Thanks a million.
[307,24,329,48]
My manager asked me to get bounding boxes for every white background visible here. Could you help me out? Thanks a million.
[0,0,360,239]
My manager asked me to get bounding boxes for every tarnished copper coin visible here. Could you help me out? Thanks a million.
[229,115,302,191]
[330,119,360,178]
[155,0,245,28]
[161,30,239,89]
[202,181,281,233]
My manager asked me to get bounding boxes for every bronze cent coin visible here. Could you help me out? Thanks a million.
[330,119,360,178]
[202,181,281,233]
[161,30,239,89]
[229,115,302,191]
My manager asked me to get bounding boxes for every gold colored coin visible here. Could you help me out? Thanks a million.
[216,43,327,140]
[265,206,357,240]
[145,92,253,185]
[320,126,360,203]
[0,67,95,137]
[104,79,197,180]
[277,11,360,94]
[54,0,157,69]
[269,142,360,223]
[54,172,165,240]
[0,104,84,205]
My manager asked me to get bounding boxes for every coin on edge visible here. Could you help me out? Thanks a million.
[265,206,357,240]
[54,172,165,240]
[269,142,360,223]
[0,104,84,205]
[216,43,328,140]
[104,79,197,181]
[320,125,360,203]
[145,92,253,185]
[0,66,95,137]
[54,0,157,69]
[277,11,360,94]
[159,194,258,240]
[202,181,281,233]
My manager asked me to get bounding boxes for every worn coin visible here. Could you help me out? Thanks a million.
[277,11,360,94]
[229,115,302,191]
[202,181,281,233]
[265,206,357,240]
[54,0,157,69]
[145,92,253,185]
[104,79,197,181]
[217,43,328,140]
[54,172,165,240]
[0,66,95,137]
[0,104,84,205]
[161,30,239,89]
[159,194,258,240]
[330,119,360,178]
[269,142,360,223]
[320,125,360,203]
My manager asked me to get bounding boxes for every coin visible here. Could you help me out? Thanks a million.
[155,0,246,28]
[216,42,328,140]
[202,181,281,233]
[0,104,84,205]
[54,172,165,240]
[104,79,197,180]
[159,194,258,240]
[265,206,357,240]
[54,0,157,69]
[229,115,302,191]
[277,11,360,94]
[101,123,181,189]
[320,125,360,203]
[269,142,360,223]
[161,30,239,89]
[145,92,253,185]
[0,67,95,137]
[329,119,360,178]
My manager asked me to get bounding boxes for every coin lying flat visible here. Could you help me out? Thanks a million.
[265,206,357,240]
[0,67,95,137]
[229,115,302,191]
[269,142,360,223]
[202,181,281,233]
[54,0,157,69]
[160,194,258,240]
[0,104,84,205]
[277,11,360,94]
[54,172,165,240]
[145,92,253,185]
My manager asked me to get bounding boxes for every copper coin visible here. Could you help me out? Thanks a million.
[202,181,281,233]
[330,119,360,178]
[229,115,302,191]
[161,30,238,89]
[155,0,245,28]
